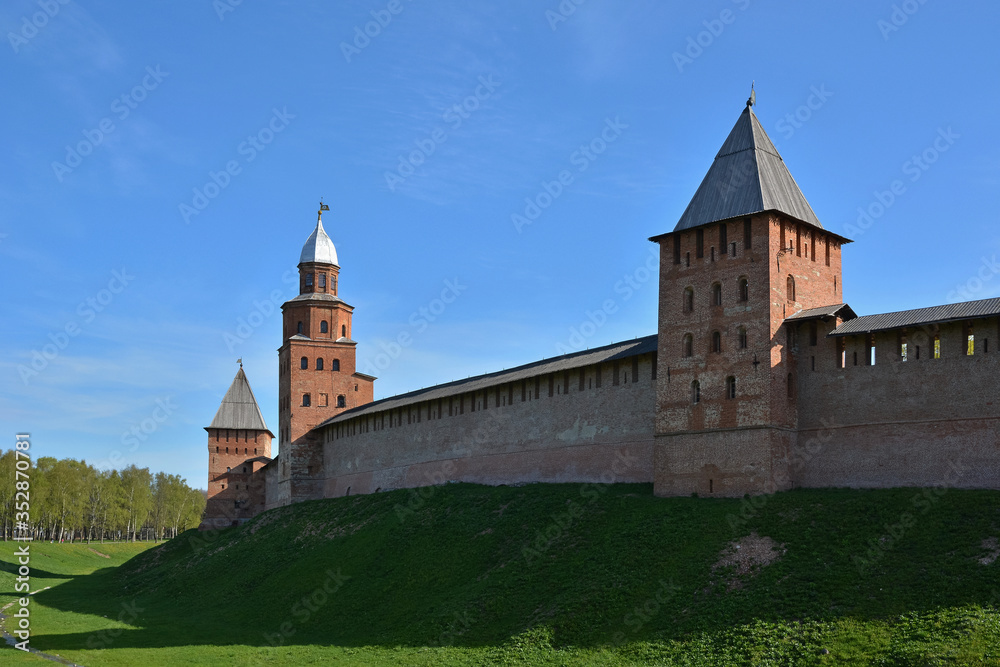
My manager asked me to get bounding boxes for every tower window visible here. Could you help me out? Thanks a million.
[738,326,747,349]
[683,334,693,358]
[743,217,752,249]
[809,321,818,346]
[318,274,327,288]
[725,376,736,399]
[786,275,796,302]
[297,321,303,334]
[696,229,704,258]
[300,357,308,370]
[719,223,728,253]
[685,252,690,267]
[691,380,700,404]
[787,373,794,398]
[320,321,328,333]
[711,331,721,353]
[337,395,346,408]
[934,334,941,359]
[305,273,314,289]
[683,287,694,313]
[316,358,324,371]
[341,325,347,338]
[825,239,831,266]
[738,277,749,302]
[302,393,311,407]
[332,359,340,371]
[332,277,337,293]
[965,323,975,356]
[711,283,722,306]
[672,235,681,265]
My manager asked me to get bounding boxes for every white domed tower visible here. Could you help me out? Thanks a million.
[276,202,376,504]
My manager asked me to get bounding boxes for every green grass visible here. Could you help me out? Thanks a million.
[2,484,1000,665]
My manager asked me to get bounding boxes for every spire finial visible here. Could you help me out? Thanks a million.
[746,81,756,108]
[237,357,243,368]
[318,198,330,224]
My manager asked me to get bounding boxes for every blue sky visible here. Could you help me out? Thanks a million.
[2,0,998,489]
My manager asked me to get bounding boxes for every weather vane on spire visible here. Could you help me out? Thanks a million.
[237,358,243,368]
[746,81,756,108]
[318,198,330,223]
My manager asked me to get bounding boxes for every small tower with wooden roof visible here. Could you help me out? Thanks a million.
[202,364,274,529]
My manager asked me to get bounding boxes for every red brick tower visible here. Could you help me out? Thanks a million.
[649,98,851,497]
[277,204,375,503]
[202,365,273,528]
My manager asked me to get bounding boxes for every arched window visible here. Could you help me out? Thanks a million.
[316,358,324,371]
[786,275,796,302]
[711,283,722,306]
[738,277,749,302]
[683,334,693,358]
[332,359,341,371]
[337,395,346,408]
[341,324,347,338]
[726,376,736,399]
[691,380,700,404]
[296,321,303,334]
[302,393,311,407]
[738,326,747,349]
[320,321,328,334]
[683,287,694,313]
[226,467,231,473]
[711,331,721,353]
[300,357,308,370]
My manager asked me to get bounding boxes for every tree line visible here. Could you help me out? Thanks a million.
[0,452,206,543]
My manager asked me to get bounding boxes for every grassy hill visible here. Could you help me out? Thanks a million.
[2,483,1000,665]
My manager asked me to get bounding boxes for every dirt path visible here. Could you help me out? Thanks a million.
[1,588,84,666]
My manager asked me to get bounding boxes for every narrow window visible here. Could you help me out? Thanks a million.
[673,235,681,265]
[786,275,796,302]
[696,229,704,258]
[579,368,586,391]
[685,252,690,267]
[683,287,694,313]
[711,331,721,353]
[302,393,311,407]
[332,359,340,371]
[691,380,700,404]
[985,339,990,354]
[915,345,921,360]
[810,235,816,262]
[719,223,728,253]
[297,321,303,334]
[712,283,722,306]
[332,277,337,294]
[738,326,747,349]
[738,277,749,302]
[300,357,308,370]
[834,276,838,295]
[613,362,620,386]
[683,334,693,358]
[534,377,540,399]
[795,225,801,256]
[934,334,941,359]
[853,350,858,366]
[743,217,752,249]
[318,274,326,289]
[809,321,818,346]
[965,323,975,356]
[868,335,876,366]
[632,356,639,382]
[341,325,347,338]
[900,340,908,362]
[837,338,846,368]
[316,358,324,371]
[710,246,715,262]
[596,366,602,388]
[811,356,815,371]
[825,238,831,266]
[549,374,555,396]
[305,273,314,289]
[725,376,736,399]
[787,373,794,398]
[320,321,328,333]
[731,242,737,256]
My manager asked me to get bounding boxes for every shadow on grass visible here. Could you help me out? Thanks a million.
[16,485,1000,652]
